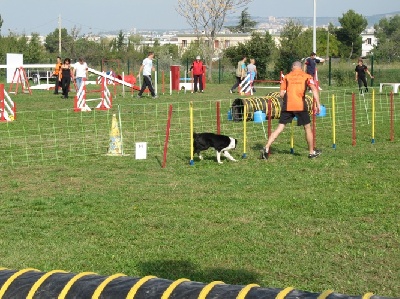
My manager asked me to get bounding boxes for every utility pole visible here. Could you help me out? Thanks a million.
[313,0,317,53]
[58,14,61,56]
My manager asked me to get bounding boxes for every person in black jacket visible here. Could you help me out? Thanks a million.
[60,58,72,99]
[355,58,374,93]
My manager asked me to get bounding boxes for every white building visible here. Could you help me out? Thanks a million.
[361,27,377,57]
[176,32,281,55]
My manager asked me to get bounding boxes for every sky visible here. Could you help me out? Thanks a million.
[0,0,397,36]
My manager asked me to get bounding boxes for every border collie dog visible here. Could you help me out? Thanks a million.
[193,133,238,164]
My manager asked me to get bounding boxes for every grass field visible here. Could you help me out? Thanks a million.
[0,82,399,297]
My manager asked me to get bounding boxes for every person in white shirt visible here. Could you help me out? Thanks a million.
[137,52,158,98]
[73,57,88,92]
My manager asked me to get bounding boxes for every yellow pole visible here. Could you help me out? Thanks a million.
[332,94,336,149]
[371,89,375,144]
[290,120,294,154]
[242,104,247,158]
[189,101,194,165]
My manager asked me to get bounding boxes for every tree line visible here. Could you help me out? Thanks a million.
[0,9,399,80]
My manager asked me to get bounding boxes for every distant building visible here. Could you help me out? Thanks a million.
[177,32,280,55]
[361,27,377,57]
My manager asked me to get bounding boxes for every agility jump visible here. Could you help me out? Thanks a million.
[74,77,112,112]
[0,84,16,122]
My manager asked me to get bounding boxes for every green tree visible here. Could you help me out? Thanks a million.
[116,30,125,52]
[180,41,203,69]
[74,38,105,66]
[45,28,74,56]
[0,14,3,36]
[226,8,258,33]
[224,31,275,79]
[373,15,400,62]
[336,10,367,59]
[298,27,340,58]
[176,0,253,82]
[25,33,46,63]
[155,43,179,72]
[274,20,306,75]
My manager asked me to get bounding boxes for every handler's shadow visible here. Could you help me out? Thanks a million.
[251,143,301,156]
[137,260,259,285]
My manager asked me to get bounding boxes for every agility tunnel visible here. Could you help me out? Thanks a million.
[0,268,393,299]
[231,92,314,122]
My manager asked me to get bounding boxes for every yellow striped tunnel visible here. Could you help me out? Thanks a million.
[231,92,314,121]
[0,267,392,299]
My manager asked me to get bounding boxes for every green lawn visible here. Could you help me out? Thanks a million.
[0,83,399,297]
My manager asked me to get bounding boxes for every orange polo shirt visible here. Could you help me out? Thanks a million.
[53,62,62,76]
[280,69,315,111]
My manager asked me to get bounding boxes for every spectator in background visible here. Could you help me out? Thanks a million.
[355,58,374,93]
[303,52,322,78]
[137,51,158,99]
[52,56,62,95]
[73,57,88,92]
[246,58,257,93]
[304,52,324,90]
[60,58,72,99]
[230,56,247,93]
[189,55,205,93]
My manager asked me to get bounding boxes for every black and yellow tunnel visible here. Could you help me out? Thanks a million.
[231,92,314,122]
[0,268,393,299]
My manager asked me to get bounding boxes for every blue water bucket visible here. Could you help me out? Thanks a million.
[253,110,266,123]
[317,105,326,117]
[227,110,233,121]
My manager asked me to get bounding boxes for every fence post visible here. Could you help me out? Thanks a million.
[218,59,221,84]
[370,55,374,87]
[328,56,332,86]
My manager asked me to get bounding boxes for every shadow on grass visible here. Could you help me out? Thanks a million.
[137,259,259,285]
[250,143,302,157]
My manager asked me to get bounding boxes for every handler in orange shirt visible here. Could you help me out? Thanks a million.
[261,61,322,159]
[52,56,62,95]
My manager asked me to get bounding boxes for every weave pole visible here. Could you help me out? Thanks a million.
[390,92,394,141]
[267,98,272,157]
[191,71,194,92]
[242,104,247,158]
[216,101,221,135]
[352,92,356,146]
[312,96,316,149]
[371,89,375,144]
[169,71,172,95]
[162,104,173,168]
[189,101,194,165]
[332,94,336,149]
[162,70,165,95]
[290,120,294,154]
[117,105,125,155]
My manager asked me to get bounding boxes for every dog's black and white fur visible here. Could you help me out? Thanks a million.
[193,133,238,164]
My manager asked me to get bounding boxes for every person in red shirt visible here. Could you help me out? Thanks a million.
[261,61,322,159]
[189,56,205,93]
